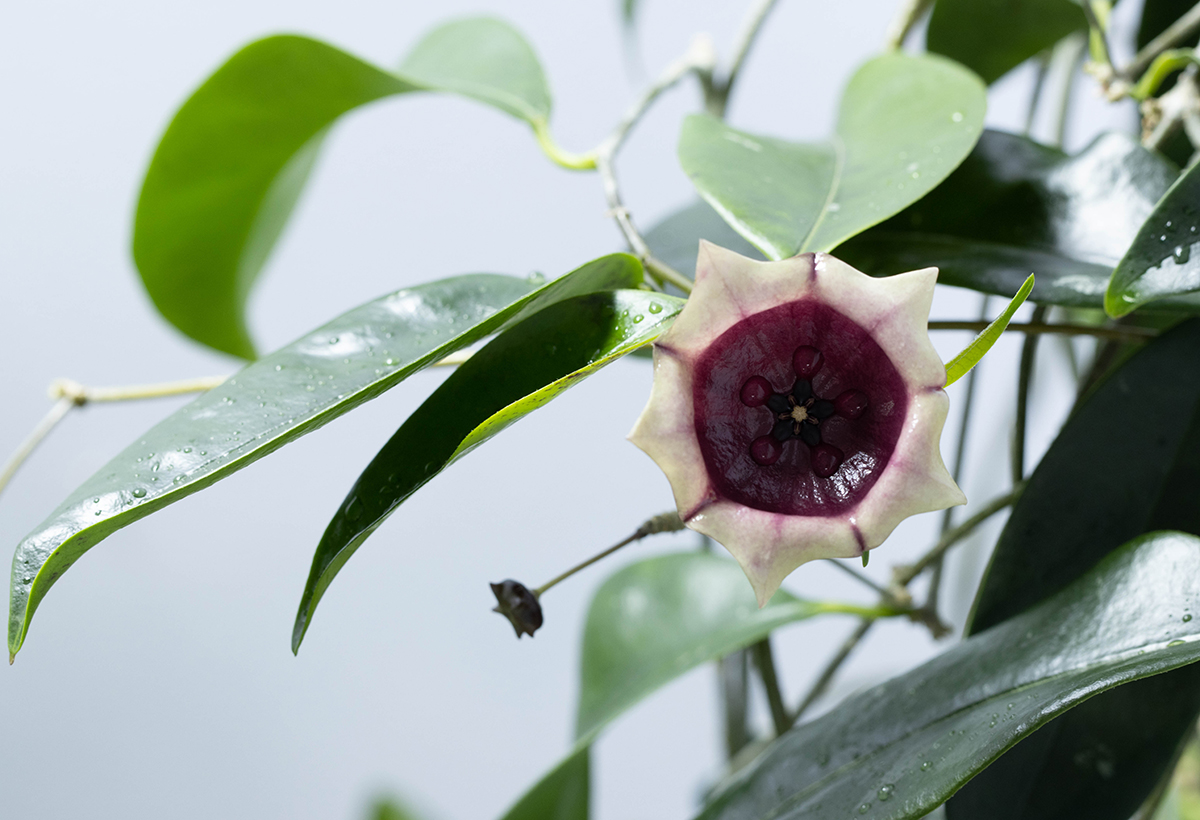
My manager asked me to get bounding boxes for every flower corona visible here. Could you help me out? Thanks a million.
[629,243,965,605]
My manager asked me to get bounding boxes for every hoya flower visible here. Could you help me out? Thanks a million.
[629,243,965,605]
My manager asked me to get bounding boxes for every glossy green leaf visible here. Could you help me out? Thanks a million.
[135,19,555,359]
[499,748,589,820]
[1106,161,1200,316]
[7,254,643,659]
[677,53,985,261]
[836,129,1199,310]
[946,318,1200,819]
[698,531,1200,820]
[576,552,891,744]
[943,274,1034,386]
[292,289,682,651]
[927,0,1085,84]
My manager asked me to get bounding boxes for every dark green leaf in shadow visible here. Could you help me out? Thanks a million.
[292,289,682,651]
[677,53,985,260]
[836,129,1198,310]
[8,254,642,659]
[135,19,557,359]
[499,747,589,820]
[927,0,1085,84]
[575,552,892,744]
[1106,161,1200,315]
[1139,0,1200,51]
[643,200,764,283]
[946,319,1200,819]
[698,531,1200,820]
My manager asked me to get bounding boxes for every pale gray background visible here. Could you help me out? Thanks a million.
[0,1,1139,819]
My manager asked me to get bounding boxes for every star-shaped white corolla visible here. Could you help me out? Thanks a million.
[629,242,965,605]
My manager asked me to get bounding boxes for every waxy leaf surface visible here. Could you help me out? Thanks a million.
[698,532,1200,820]
[8,254,643,658]
[1106,161,1200,315]
[576,552,888,743]
[135,19,553,359]
[292,290,682,651]
[678,53,985,261]
[837,129,1198,309]
[947,319,1200,819]
[927,0,1085,84]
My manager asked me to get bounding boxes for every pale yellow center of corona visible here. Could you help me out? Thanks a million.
[790,406,809,423]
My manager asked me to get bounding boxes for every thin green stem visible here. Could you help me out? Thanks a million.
[752,637,794,735]
[711,0,781,117]
[927,319,1156,342]
[0,397,74,501]
[532,511,682,597]
[1082,0,1114,74]
[531,119,597,171]
[884,0,936,51]
[720,650,752,759]
[928,294,989,610]
[793,619,875,720]
[50,375,228,403]
[1124,1,1200,81]
[896,488,1023,585]
[824,558,893,599]
[1013,305,1048,485]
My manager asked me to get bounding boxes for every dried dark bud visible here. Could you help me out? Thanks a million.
[490,580,543,638]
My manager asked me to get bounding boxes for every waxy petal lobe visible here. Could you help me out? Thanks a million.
[629,243,964,604]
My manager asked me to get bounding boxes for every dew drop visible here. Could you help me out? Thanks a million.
[1167,220,1173,227]
[346,497,363,520]
[921,761,932,771]
[1170,639,1186,646]
[199,451,207,456]
[385,358,396,366]
[989,714,998,727]
[877,784,895,802]
[648,302,663,314]
[1185,614,1193,622]
[275,365,284,371]
[1161,234,1168,242]
[858,803,871,814]
[329,337,339,344]
[94,510,102,516]
[951,111,964,122]
[1174,245,1191,264]
[183,447,192,454]
[174,475,185,483]
[132,488,147,498]
[633,314,644,323]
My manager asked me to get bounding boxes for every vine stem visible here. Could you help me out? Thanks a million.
[1012,305,1048,485]
[884,0,936,51]
[595,36,713,294]
[791,487,1021,721]
[532,511,683,597]
[928,319,1158,342]
[1124,1,1200,81]
[709,0,781,117]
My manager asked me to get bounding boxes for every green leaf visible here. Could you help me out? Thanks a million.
[7,254,643,659]
[292,289,682,651]
[946,318,1200,819]
[1106,161,1200,316]
[927,0,1085,85]
[398,17,551,123]
[837,129,1198,309]
[943,273,1034,386]
[698,531,1200,820]
[367,798,425,820]
[499,747,589,820]
[576,552,890,744]
[677,53,985,261]
[135,19,556,359]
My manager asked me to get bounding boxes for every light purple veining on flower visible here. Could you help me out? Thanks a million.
[629,242,965,605]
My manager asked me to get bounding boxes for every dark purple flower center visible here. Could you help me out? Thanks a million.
[691,298,908,516]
